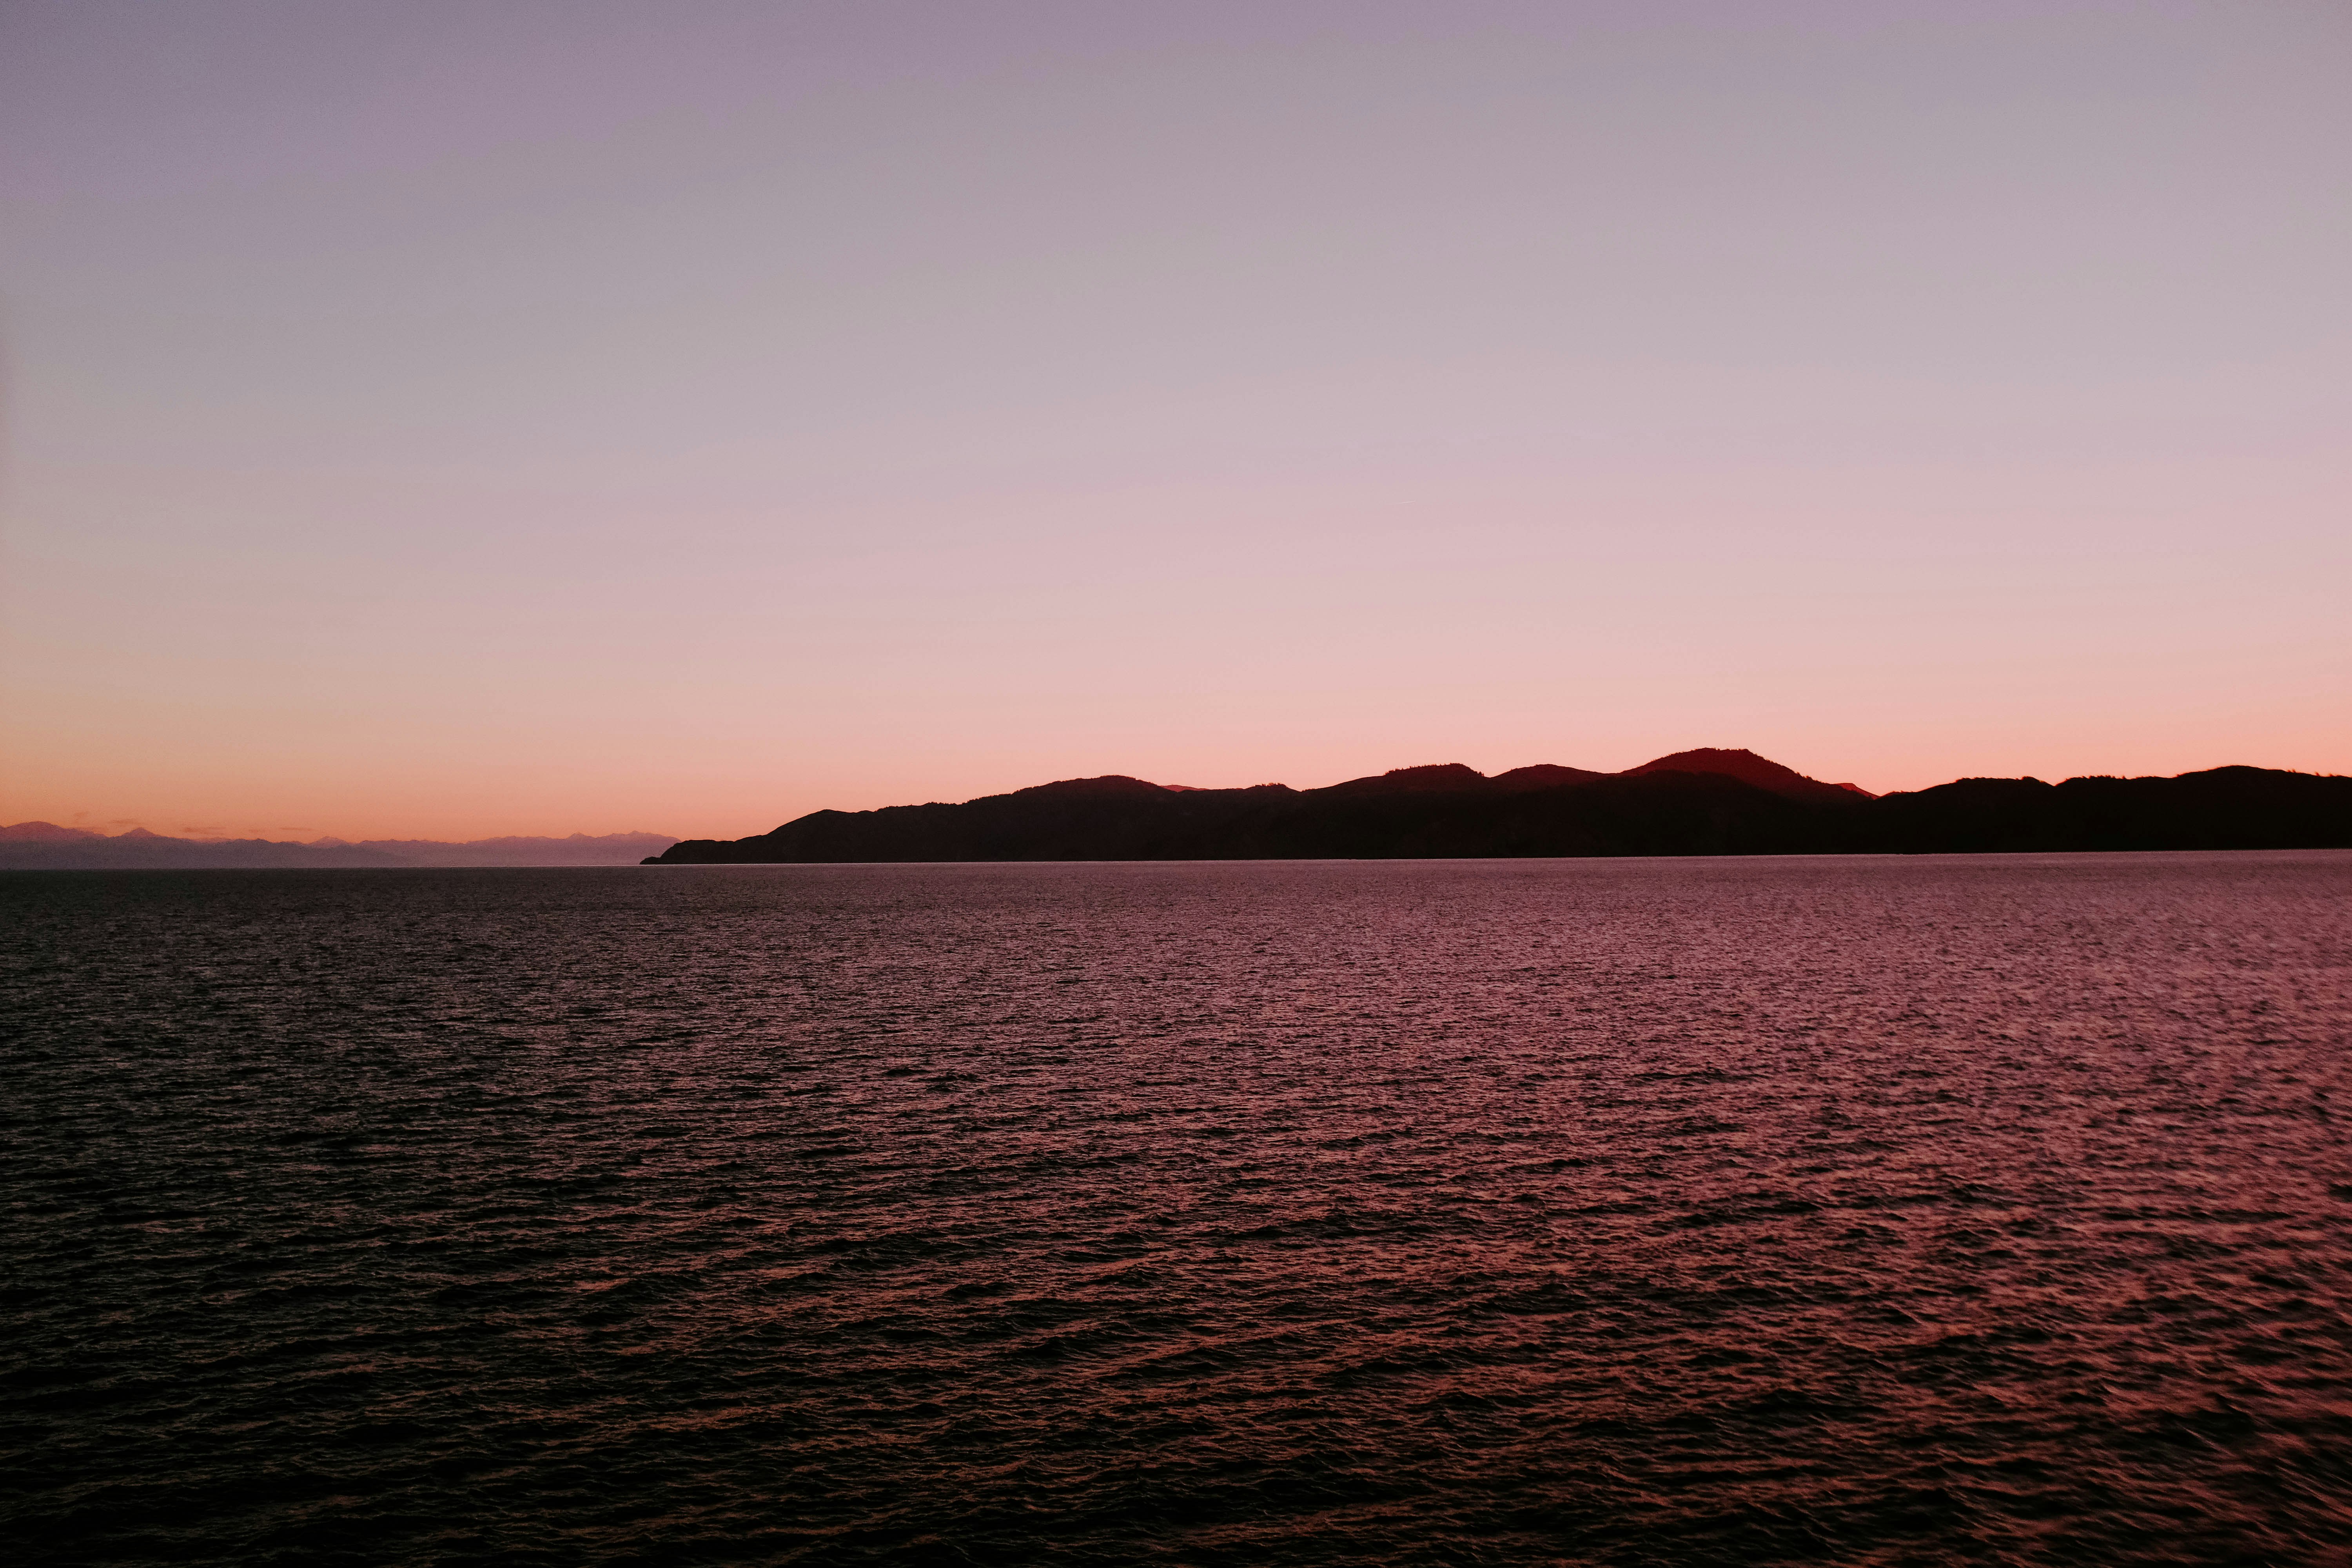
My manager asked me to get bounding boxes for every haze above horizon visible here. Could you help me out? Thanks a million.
[4,2,2345,842]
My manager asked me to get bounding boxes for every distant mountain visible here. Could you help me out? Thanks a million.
[0,828,677,870]
[647,752,2350,864]
[0,834,409,869]
[347,833,680,867]
[1493,764,1610,791]
[1322,764,1494,796]
[1623,748,1875,804]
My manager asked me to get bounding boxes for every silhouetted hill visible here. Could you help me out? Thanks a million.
[648,754,2349,864]
[0,834,411,869]
[1867,767,2351,853]
[1625,748,1875,804]
[1493,764,1609,791]
[1319,764,1493,796]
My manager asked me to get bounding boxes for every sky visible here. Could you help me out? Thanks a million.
[1,0,2345,841]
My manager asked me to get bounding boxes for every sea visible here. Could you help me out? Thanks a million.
[4,853,2349,1566]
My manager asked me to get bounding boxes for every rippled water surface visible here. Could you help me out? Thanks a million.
[5,854,2352,1566]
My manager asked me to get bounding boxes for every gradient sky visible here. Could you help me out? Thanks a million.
[2,0,2345,840]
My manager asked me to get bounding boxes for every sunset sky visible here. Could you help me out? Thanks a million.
[2,1,2345,841]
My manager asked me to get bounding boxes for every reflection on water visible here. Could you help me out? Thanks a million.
[4,854,2350,1564]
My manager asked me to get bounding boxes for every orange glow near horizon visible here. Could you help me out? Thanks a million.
[6,722,2346,846]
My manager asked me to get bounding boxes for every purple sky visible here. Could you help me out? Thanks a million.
[2,1,2345,839]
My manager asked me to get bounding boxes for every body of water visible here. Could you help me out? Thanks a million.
[5,854,2350,1564]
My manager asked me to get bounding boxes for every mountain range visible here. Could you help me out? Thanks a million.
[0,828,677,870]
[646,748,2350,863]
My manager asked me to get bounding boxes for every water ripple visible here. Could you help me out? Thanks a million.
[4,853,2350,1564]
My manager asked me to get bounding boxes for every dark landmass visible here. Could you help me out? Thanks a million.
[0,828,677,870]
[648,749,2350,863]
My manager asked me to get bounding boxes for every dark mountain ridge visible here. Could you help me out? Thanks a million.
[650,751,2349,863]
[1625,748,1875,804]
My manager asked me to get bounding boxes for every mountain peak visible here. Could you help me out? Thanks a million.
[1007,775,1179,801]
[1625,748,1874,803]
[1493,763,1607,791]
[0,821,104,842]
[1319,763,1490,796]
